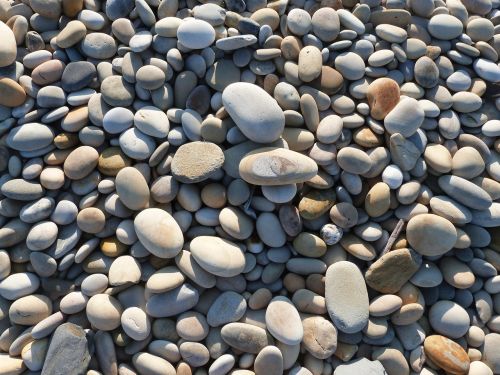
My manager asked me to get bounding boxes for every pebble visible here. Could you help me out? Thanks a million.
[86,294,123,331]
[325,261,369,333]
[207,291,247,327]
[177,19,215,49]
[220,323,269,353]
[172,141,224,183]
[366,248,422,293]
[265,296,303,345]
[0,0,499,373]
[115,167,150,210]
[222,82,285,143]
[41,323,90,375]
[366,78,400,120]
[424,335,470,374]
[134,208,184,258]
[239,147,318,185]
[384,97,424,137]
[0,22,17,67]
[428,14,463,40]
[189,236,245,277]
[429,300,470,339]
[406,214,457,256]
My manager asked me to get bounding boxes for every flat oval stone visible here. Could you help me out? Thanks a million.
[0,272,40,300]
[438,175,492,210]
[56,20,87,48]
[9,294,52,325]
[298,46,322,82]
[146,284,199,318]
[177,19,215,49]
[146,266,184,294]
[81,33,117,59]
[325,261,369,333]
[473,58,500,83]
[207,291,247,327]
[336,147,372,175]
[222,82,285,143]
[406,214,457,256]
[7,123,54,152]
[239,147,318,186]
[132,352,175,375]
[121,307,150,341]
[483,334,500,373]
[171,142,224,183]
[189,236,245,277]
[365,248,422,293]
[424,335,470,374]
[0,21,17,67]
[220,323,269,354]
[369,295,403,317]
[0,78,27,107]
[63,146,99,180]
[429,195,472,224]
[254,346,283,375]
[334,52,365,81]
[61,61,96,92]
[428,14,463,40]
[429,300,470,339]
[1,179,44,201]
[101,76,135,107]
[115,167,150,210]
[86,294,123,331]
[311,8,340,42]
[265,296,303,345]
[134,208,184,258]
[134,106,170,137]
[119,128,156,161]
[219,207,254,240]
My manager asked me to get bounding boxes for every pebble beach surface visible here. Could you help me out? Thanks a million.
[0,0,499,374]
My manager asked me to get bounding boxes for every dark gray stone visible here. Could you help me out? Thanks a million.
[61,62,97,92]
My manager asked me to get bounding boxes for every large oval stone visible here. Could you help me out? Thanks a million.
[220,323,270,354]
[7,123,54,152]
[115,167,150,210]
[406,214,457,256]
[239,147,318,186]
[134,208,184,258]
[325,261,369,333]
[265,296,303,345]
[424,335,470,374]
[365,248,422,293]
[189,236,246,277]
[0,21,16,67]
[146,284,199,318]
[222,82,285,143]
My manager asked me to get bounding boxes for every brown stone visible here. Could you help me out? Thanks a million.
[424,335,470,375]
[298,189,336,220]
[367,78,400,120]
[365,248,422,293]
[31,60,66,85]
[63,146,99,180]
[101,237,128,257]
[311,66,344,95]
[62,0,83,17]
[98,147,132,176]
[365,182,391,217]
[0,78,26,107]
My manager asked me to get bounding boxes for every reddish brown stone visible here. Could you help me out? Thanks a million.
[366,77,400,120]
